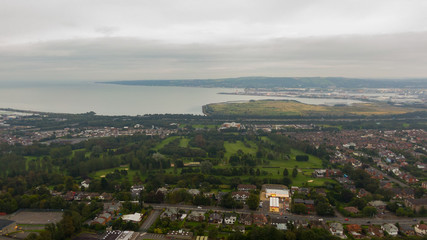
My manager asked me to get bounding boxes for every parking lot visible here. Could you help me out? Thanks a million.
[7,210,63,224]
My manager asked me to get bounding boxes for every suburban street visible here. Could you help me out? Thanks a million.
[147,203,427,226]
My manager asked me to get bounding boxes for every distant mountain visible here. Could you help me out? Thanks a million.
[101,77,427,89]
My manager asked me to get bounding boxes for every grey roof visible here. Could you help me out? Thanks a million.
[0,219,15,229]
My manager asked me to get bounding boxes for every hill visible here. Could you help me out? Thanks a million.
[101,76,427,89]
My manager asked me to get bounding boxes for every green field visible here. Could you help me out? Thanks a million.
[224,140,257,159]
[90,165,139,181]
[179,138,190,147]
[152,136,180,150]
[204,100,425,117]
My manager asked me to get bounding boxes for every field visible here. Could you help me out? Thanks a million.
[223,140,257,159]
[152,136,180,150]
[7,210,63,225]
[90,165,140,181]
[204,100,425,117]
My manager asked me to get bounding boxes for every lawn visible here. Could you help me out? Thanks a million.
[224,140,257,159]
[267,149,323,169]
[90,165,140,182]
[179,138,190,147]
[152,136,180,150]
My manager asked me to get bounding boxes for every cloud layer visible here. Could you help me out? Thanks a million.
[1,0,427,81]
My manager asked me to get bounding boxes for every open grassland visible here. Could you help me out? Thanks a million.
[152,136,180,150]
[204,100,425,117]
[223,140,257,159]
[90,164,139,181]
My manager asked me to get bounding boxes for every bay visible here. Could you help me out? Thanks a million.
[0,82,361,115]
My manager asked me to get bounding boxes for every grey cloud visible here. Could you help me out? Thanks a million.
[0,32,427,81]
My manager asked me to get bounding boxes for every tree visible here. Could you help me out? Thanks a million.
[200,160,213,174]
[362,206,377,217]
[247,193,260,210]
[316,201,335,216]
[283,168,289,176]
[292,203,307,214]
[282,177,292,186]
[296,155,309,161]
[292,168,298,178]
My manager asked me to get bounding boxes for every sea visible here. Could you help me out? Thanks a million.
[0,81,361,115]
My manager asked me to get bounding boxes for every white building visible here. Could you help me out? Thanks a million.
[269,197,280,212]
[266,189,289,200]
[382,223,398,236]
[122,213,142,223]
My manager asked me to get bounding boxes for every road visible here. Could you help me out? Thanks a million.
[139,210,160,232]
[146,203,427,225]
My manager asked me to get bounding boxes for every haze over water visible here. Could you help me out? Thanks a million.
[0,82,360,115]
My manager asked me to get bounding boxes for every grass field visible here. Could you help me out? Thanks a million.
[90,165,140,181]
[204,100,425,117]
[179,138,190,147]
[152,136,180,150]
[223,140,257,159]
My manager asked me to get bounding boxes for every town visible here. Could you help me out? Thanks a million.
[0,109,426,240]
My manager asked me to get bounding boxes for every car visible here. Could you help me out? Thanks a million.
[413,219,417,222]
[367,221,371,224]
[318,218,323,222]
[197,206,202,209]
[345,218,349,221]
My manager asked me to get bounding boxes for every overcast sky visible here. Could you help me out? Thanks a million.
[1,0,427,82]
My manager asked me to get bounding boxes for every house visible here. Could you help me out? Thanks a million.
[161,208,180,221]
[422,182,427,189]
[156,187,168,195]
[130,185,144,199]
[271,217,288,230]
[74,192,88,201]
[81,179,91,189]
[99,212,112,223]
[0,219,16,235]
[233,225,245,233]
[346,224,363,239]
[209,213,223,224]
[405,198,427,211]
[224,213,238,224]
[166,230,193,240]
[239,214,252,225]
[415,224,427,235]
[313,169,327,178]
[252,214,268,226]
[343,206,359,214]
[269,197,280,212]
[63,191,76,201]
[382,223,398,236]
[316,188,327,197]
[329,222,344,237]
[380,180,393,189]
[231,191,250,202]
[91,217,106,225]
[357,188,370,198]
[86,192,100,200]
[367,225,384,238]
[104,202,121,215]
[99,192,113,201]
[400,225,415,236]
[368,200,387,213]
[391,187,415,199]
[237,184,256,191]
[293,199,315,212]
[188,189,201,196]
[187,211,206,222]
